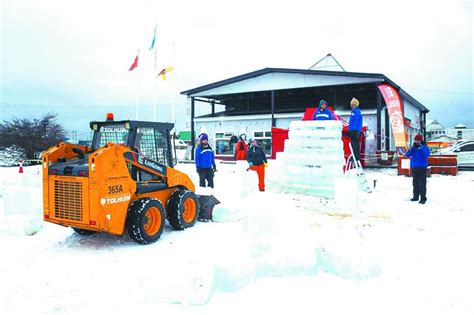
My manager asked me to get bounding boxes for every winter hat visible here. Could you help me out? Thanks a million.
[319,100,328,107]
[414,134,423,141]
[200,133,208,141]
[350,98,359,106]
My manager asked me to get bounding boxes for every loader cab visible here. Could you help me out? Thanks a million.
[90,120,175,167]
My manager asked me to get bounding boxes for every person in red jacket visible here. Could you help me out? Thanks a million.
[235,135,248,160]
[246,139,268,191]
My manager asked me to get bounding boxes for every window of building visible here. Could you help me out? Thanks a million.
[215,132,235,155]
[457,130,463,140]
[254,131,272,155]
[459,144,474,152]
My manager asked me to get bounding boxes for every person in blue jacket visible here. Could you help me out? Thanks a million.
[347,97,363,162]
[195,133,217,188]
[405,133,430,204]
[313,100,334,120]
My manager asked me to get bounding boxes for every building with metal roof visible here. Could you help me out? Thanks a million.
[181,68,429,161]
[426,119,446,139]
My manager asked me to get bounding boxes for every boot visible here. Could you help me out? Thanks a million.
[419,197,427,204]
[410,197,419,201]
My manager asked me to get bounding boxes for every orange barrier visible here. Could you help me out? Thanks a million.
[398,155,457,176]
[428,155,458,176]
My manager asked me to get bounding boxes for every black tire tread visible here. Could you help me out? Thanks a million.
[167,189,199,230]
[126,197,165,245]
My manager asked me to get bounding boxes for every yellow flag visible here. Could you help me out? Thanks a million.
[157,67,173,80]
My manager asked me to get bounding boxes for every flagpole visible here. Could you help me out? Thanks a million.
[171,41,176,126]
[136,49,140,120]
[153,23,157,122]
[153,68,157,121]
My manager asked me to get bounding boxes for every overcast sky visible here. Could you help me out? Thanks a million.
[1,0,472,140]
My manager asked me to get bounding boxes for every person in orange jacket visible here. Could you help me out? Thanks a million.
[246,139,268,191]
[235,134,248,160]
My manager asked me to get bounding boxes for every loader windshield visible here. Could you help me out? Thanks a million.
[91,123,131,150]
[134,127,171,166]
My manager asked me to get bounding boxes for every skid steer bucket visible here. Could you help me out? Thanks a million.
[196,195,220,222]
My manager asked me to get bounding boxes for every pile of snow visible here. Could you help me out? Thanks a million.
[136,257,215,305]
[1,163,473,314]
[0,166,43,236]
[316,241,382,280]
[200,160,258,223]
[269,120,345,198]
[212,237,256,292]
[334,177,359,209]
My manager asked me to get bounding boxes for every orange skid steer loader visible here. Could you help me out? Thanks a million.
[42,115,218,244]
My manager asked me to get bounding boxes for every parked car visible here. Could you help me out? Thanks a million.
[174,139,189,150]
[437,140,474,167]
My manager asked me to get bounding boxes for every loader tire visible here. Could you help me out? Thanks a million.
[72,228,96,235]
[167,189,199,230]
[126,198,165,244]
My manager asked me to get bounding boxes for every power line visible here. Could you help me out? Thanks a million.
[0,102,189,109]
[408,88,473,96]
[0,102,137,109]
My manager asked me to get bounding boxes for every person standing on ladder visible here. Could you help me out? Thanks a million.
[348,97,363,164]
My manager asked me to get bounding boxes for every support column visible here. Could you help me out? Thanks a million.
[376,87,382,151]
[271,90,276,127]
[385,107,390,151]
[191,97,195,160]
[211,100,215,116]
[422,111,427,139]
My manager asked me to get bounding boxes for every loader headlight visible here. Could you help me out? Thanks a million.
[91,163,96,171]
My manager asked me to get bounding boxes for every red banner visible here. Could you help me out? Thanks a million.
[378,84,407,152]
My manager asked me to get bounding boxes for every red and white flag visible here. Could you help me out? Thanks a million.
[378,84,407,151]
[128,55,139,71]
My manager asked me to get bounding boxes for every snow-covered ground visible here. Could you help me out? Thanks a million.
[1,162,473,315]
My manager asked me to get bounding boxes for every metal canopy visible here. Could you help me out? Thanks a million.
[181,68,428,113]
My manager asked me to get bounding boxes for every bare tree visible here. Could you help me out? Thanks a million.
[0,113,66,159]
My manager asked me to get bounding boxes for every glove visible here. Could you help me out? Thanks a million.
[213,166,217,172]
[248,162,253,167]
[196,168,200,173]
[264,163,268,168]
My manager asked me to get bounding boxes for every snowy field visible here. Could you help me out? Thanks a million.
[1,162,473,314]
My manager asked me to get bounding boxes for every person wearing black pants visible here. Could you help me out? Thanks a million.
[349,131,361,162]
[195,133,217,188]
[347,97,363,163]
[411,168,427,203]
[405,134,430,204]
[198,168,214,188]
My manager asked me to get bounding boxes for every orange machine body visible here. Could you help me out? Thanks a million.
[42,120,196,238]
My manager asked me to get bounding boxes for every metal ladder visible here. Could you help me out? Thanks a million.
[344,142,372,192]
